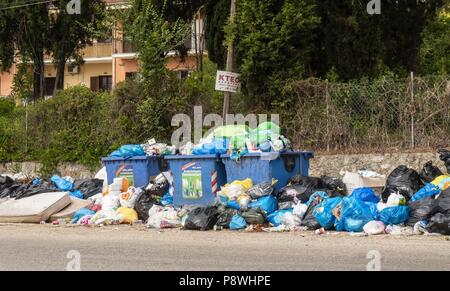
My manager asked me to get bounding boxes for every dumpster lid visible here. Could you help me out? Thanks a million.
[221,151,314,158]
[164,154,220,160]
[101,155,160,162]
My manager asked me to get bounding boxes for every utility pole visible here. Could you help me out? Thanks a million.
[222,0,236,124]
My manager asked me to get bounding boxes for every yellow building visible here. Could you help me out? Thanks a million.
[0,0,205,97]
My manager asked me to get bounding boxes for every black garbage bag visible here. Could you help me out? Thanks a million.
[300,199,321,230]
[289,176,323,188]
[406,197,440,226]
[0,176,14,191]
[321,176,347,197]
[184,206,219,231]
[438,149,450,174]
[382,165,422,202]
[215,206,238,228]
[134,190,162,221]
[436,188,450,214]
[0,179,58,200]
[146,178,169,197]
[241,208,266,225]
[277,182,322,204]
[419,161,443,184]
[426,213,450,235]
[247,181,274,199]
[72,179,104,199]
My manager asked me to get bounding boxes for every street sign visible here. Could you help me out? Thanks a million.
[215,70,241,93]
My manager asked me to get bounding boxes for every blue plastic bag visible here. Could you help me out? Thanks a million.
[229,215,248,230]
[161,193,173,206]
[193,138,229,155]
[192,143,214,155]
[314,197,343,229]
[213,138,228,154]
[32,178,41,186]
[69,190,83,199]
[248,195,278,215]
[366,201,380,220]
[71,208,96,224]
[258,142,272,152]
[336,197,378,232]
[306,191,329,206]
[411,184,441,202]
[51,175,73,191]
[267,209,293,227]
[110,145,145,159]
[380,206,410,225]
[226,200,241,210]
[351,188,380,203]
[230,148,249,161]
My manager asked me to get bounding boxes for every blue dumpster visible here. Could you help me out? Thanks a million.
[221,151,314,192]
[102,156,168,188]
[165,154,227,207]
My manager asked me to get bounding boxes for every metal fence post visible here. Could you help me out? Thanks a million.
[326,80,330,152]
[410,72,415,149]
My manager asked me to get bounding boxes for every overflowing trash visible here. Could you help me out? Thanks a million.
[1,135,449,241]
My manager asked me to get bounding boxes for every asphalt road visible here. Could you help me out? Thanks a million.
[0,224,449,271]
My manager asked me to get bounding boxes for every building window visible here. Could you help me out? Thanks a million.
[91,76,112,92]
[99,76,113,91]
[44,77,56,96]
[177,70,191,79]
[125,72,137,80]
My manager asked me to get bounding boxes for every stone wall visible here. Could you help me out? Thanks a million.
[309,152,444,177]
[0,152,446,179]
[0,162,96,179]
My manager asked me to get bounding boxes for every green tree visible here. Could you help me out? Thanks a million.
[317,0,385,80]
[49,0,107,94]
[380,0,445,74]
[205,0,230,69]
[0,1,49,99]
[127,0,190,80]
[233,0,320,107]
[420,4,450,75]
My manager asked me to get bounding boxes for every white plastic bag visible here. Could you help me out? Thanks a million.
[88,193,103,205]
[386,193,406,207]
[91,210,123,225]
[237,194,251,210]
[221,184,246,200]
[293,202,308,218]
[119,187,142,208]
[363,221,385,235]
[180,142,194,155]
[101,193,120,211]
[282,212,302,227]
[147,206,180,229]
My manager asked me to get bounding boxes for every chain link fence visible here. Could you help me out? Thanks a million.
[282,75,450,153]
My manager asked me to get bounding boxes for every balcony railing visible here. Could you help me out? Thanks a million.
[113,40,137,54]
[82,43,113,58]
[44,43,113,61]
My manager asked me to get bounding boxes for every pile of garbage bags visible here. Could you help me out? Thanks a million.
[2,147,450,237]
[163,155,450,235]
[68,173,173,226]
[0,174,103,201]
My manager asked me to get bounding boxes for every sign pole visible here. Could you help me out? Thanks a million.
[222,0,236,124]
